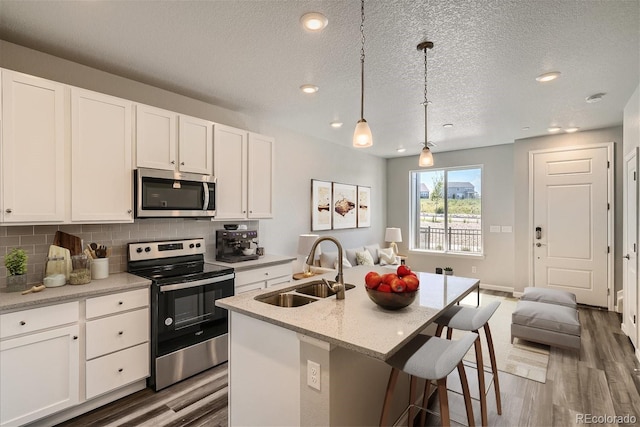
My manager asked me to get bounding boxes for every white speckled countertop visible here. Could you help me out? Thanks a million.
[216,265,479,360]
[0,273,151,313]
[206,254,295,272]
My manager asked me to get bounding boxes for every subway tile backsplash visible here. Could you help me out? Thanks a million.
[0,219,258,288]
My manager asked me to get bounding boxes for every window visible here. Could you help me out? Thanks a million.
[410,166,482,254]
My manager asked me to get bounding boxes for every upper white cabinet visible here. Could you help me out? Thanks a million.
[71,88,133,223]
[214,125,274,219]
[136,104,212,175]
[1,70,66,223]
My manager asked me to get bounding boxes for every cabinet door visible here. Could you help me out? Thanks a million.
[71,88,133,222]
[135,104,176,171]
[214,124,247,218]
[1,70,66,223]
[247,133,274,218]
[179,115,213,175]
[0,325,79,427]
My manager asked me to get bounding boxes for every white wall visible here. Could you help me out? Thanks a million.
[624,85,640,155]
[387,144,515,289]
[0,40,387,264]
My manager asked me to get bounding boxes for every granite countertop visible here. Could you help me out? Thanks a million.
[216,265,479,360]
[206,254,295,272]
[0,273,151,313]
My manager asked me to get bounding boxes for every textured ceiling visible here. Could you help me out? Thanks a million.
[0,0,638,158]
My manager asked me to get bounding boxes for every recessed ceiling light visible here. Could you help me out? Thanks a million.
[586,93,606,103]
[300,12,328,32]
[396,147,407,153]
[564,127,580,133]
[536,71,561,82]
[443,123,453,128]
[300,84,319,94]
[522,126,530,131]
[330,121,343,128]
[547,126,562,133]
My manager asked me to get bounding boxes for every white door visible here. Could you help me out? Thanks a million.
[214,124,247,219]
[178,114,213,175]
[531,145,612,307]
[623,148,638,347]
[135,104,176,171]
[247,132,274,218]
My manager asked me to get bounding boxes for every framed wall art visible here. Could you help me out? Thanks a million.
[357,186,371,228]
[311,179,332,231]
[332,183,357,229]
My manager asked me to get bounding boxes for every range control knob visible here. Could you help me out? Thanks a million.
[136,247,143,253]
[144,247,151,252]
[189,243,195,248]
[196,243,201,248]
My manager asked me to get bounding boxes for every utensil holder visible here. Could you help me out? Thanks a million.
[92,257,109,280]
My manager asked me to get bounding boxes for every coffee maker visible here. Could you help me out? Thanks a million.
[215,230,259,262]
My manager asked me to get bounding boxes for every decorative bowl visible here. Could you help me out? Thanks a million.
[365,287,417,310]
[224,224,238,230]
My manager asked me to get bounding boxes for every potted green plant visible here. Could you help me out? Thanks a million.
[5,248,28,292]
[443,267,454,276]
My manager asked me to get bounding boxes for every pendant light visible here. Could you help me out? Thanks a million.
[418,41,434,167]
[353,0,373,148]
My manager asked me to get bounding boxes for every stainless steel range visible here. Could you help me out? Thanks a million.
[127,238,234,391]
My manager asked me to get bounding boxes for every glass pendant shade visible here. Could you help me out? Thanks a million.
[419,146,434,167]
[353,119,373,147]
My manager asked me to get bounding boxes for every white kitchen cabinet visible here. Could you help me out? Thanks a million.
[0,302,80,427]
[214,125,274,219]
[1,70,66,223]
[235,262,292,294]
[135,104,212,175]
[71,87,133,223]
[85,288,150,400]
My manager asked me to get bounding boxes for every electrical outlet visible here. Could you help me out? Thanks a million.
[307,360,320,390]
[471,266,477,274]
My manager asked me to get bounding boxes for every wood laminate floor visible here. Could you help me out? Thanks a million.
[59,291,640,427]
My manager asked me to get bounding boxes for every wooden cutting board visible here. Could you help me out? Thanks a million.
[53,231,83,256]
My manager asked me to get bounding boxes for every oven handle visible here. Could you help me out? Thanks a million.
[159,273,235,292]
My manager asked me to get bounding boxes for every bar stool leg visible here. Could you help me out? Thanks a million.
[409,375,417,426]
[473,334,488,426]
[436,377,450,427]
[419,379,432,426]
[484,323,502,415]
[457,361,475,427]
[380,368,400,427]
[435,323,445,338]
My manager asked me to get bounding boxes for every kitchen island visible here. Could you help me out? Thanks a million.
[216,265,479,426]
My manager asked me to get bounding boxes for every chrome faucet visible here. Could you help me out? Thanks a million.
[305,236,346,299]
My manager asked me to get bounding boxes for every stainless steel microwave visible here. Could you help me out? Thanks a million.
[135,168,216,218]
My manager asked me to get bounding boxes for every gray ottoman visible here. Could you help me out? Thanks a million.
[511,300,581,350]
[521,287,577,308]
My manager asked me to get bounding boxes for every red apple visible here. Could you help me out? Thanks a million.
[382,273,398,285]
[402,275,420,292]
[365,271,382,289]
[396,265,412,277]
[390,278,406,293]
[377,283,392,293]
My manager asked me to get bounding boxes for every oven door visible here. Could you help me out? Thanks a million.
[155,273,234,357]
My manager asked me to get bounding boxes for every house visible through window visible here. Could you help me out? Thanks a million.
[411,166,482,254]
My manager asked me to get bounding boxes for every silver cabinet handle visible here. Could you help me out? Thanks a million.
[118,331,124,335]
[181,162,185,165]
[5,208,12,213]
[127,209,132,214]
[171,160,176,165]
[19,321,25,326]
[624,254,631,260]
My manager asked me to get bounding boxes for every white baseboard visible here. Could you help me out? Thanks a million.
[479,282,514,294]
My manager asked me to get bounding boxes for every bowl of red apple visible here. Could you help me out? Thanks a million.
[364,265,419,310]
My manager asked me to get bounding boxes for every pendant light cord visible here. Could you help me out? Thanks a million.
[423,45,428,148]
[360,0,366,120]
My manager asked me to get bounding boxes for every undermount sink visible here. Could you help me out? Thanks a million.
[295,281,356,298]
[255,293,318,308]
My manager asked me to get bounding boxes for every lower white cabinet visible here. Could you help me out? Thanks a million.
[85,289,150,399]
[235,262,292,294]
[0,302,80,427]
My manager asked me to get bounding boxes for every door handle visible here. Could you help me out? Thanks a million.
[536,242,546,247]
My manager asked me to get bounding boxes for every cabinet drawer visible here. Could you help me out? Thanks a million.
[86,342,149,400]
[86,308,149,360]
[86,288,149,319]
[235,263,292,287]
[0,302,79,339]
[235,281,265,295]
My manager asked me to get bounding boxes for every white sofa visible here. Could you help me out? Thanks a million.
[310,243,401,274]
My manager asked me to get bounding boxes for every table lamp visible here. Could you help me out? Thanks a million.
[297,234,319,278]
[385,227,402,256]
